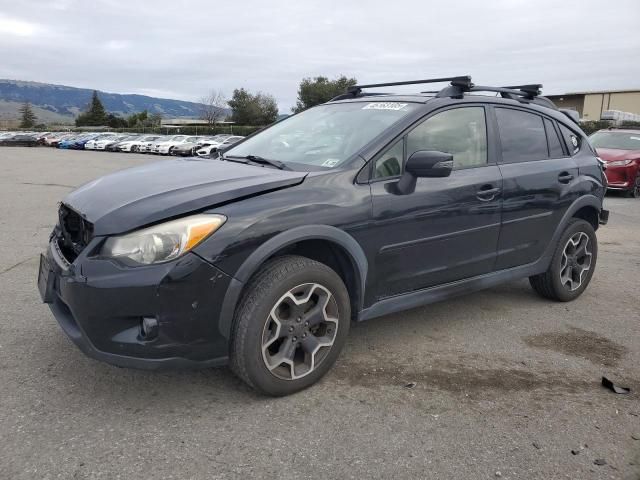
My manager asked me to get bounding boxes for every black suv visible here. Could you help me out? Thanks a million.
[38,76,608,396]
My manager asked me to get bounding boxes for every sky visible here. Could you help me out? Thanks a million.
[0,0,639,112]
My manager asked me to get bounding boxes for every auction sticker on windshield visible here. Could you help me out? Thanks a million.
[362,102,408,111]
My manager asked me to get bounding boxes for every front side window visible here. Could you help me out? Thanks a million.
[496,108,548,163]
[225,102,418,169]
[407,107,487,170]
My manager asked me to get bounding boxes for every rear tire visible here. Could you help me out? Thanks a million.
[529,219,597,302]
[230,255,350,396]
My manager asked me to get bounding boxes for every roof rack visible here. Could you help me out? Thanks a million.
[331,76,556,110]
[468,85,556,109]
[331,75,473,101]
[502,84,543,99]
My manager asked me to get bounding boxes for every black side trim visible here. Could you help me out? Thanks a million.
[501,211,552,226]
[379,222,501,254]
[360,260,544,321]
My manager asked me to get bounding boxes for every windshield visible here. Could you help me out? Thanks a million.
[225,101,418,168]
[590,131,640,150]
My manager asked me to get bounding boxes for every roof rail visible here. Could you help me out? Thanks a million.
[332,76,473,101]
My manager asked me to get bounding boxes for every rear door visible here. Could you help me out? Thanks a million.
[492,106,579,269]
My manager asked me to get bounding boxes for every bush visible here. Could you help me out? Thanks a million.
[579,120,640,135]
[579,120,612,135]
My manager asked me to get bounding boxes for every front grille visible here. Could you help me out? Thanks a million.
[57,204,94,262]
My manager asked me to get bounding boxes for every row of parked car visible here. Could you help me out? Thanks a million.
[0,131,246,157]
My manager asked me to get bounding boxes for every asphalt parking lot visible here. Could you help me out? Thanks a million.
[0,147,638,480]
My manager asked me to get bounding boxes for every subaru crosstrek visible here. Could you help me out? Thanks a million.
[38,76,608,396]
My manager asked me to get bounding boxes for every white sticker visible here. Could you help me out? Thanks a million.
[321,158,340,167]
[362,102,408,111]
[630,136,640,141]
[571,136,578,147]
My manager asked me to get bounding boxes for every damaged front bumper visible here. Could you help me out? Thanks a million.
[39,235,233,369]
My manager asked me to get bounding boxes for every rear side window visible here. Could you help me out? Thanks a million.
[559,124,580,155]
[496,108,547,163]
[544,118,565,158]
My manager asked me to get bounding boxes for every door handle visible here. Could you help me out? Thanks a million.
[558,172,574,184]
[476,185,501,201]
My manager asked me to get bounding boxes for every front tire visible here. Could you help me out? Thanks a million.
[625,173,640,198]
[529,219,598,302]
[230,255,350,396]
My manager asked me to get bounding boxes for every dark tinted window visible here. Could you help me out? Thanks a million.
[496,108,547,163]
[544,118,565,158]
[559,124,580,155]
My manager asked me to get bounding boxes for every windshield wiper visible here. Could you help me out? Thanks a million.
[224,154,290,170]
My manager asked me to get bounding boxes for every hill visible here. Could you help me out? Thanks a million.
[0,79,216,122]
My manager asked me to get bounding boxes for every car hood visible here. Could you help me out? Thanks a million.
[63,158,307,235]
[596,148,640,162]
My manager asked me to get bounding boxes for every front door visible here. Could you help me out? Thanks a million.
[367,106,503,300]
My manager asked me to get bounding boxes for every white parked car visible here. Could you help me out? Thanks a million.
[151,135,191,155]
[117,135,161,152]
[195,136,245,157]
[84,133,119,150]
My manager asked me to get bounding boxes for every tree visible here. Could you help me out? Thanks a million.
[199,90,227,125]
[126,110,149,128]
[106,113,127,128]
[75,90,108,126]
[228,88,278,125]
[293,75,357,113]
[18,102,37,128]
[149,112,163,127]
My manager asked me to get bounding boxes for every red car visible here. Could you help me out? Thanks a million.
[590,128,640,197]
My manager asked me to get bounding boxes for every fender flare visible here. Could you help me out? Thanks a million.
[536,194,603,269]
[217,225,368,339]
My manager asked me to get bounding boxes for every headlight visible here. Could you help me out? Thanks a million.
[101,214,226,265]
[608,159,633,167]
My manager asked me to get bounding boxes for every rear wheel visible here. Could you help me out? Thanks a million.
[131,145,138,153]
[230,255,350,396]
[529,219,597,301]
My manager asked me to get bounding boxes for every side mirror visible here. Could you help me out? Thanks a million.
[389,150,453,195]
[405,150,453,178]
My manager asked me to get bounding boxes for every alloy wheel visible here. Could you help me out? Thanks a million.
[261,283,339,380]
[632,175,640,198]
[560,232,592,291]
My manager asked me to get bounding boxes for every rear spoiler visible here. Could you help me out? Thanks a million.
[560,109,580,124]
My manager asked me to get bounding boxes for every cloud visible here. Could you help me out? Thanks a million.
[0,14,40,37]
[0,0,638,111]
